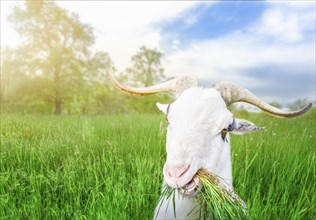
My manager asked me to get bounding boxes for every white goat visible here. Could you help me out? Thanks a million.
[109,73,311,219]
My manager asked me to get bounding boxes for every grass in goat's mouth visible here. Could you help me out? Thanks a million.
[156,168,249,220]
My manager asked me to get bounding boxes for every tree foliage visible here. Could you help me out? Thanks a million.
[126,46,165,87]
[288,98,310,111]
[269,101,282,109]
[124,46,172,113]
[1,1,172,114]
[7,0,96,114]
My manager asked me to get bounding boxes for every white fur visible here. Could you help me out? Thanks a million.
[155,87,239,219]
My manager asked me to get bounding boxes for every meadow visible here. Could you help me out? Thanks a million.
[0,110,315,219]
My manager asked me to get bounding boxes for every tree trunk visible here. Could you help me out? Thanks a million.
[0,87,4,106]
[54,98,62,115]
[53,62,62,115]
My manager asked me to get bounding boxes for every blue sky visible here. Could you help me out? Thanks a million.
[1,1,315,106]
[160,1,268,49]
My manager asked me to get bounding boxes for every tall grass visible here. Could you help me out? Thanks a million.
[232,110,316,219]
[0,110,315,219]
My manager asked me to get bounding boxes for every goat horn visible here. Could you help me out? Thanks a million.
[215,81,312,118]
[109,71,197,96]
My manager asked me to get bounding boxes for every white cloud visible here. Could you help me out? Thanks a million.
[184,14,198,26]
[250,2,315,42]
[56,1,204,71]
[162,3,315,103]
[256,8,302,42]
[164,33,314,79]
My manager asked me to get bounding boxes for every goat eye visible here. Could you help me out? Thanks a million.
[165,117,169,125]
[221,129,228,141]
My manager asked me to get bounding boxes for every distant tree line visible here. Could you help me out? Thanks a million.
[1,0,171,115]
[269,99,314,111]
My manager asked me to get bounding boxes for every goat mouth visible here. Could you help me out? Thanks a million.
[179,176,201,196]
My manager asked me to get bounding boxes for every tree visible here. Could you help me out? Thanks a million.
[0,47,22,105]
[269,101,282,109]
[0,47,49,113]
[124,46,171,113]
[288,98,310,111]
[63,51,116,114]
[126,46,165,87]
[8,0,95,114]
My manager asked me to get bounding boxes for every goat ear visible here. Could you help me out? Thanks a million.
[230,118,265,135]
[156,102,169,115]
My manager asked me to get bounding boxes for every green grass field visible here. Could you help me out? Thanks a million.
[1,111,315,219]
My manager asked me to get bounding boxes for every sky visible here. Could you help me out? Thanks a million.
[1,1,315,106]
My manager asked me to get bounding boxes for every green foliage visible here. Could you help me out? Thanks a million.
[4,0,114,115]
[269,101,282,109]
[126,94,172,114]
[0,111,315,219]
[126,46,165,87]
[288,98,310,111]
[122,46,172,113]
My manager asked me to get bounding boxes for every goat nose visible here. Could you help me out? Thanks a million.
[166,165,189,179]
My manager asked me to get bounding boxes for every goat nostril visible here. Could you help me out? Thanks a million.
[168,171,172,177]
[178,165,190,178]
[166,165,190,179]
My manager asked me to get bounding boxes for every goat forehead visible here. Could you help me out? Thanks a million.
[168,87,232,135]
[171,88,225,114]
